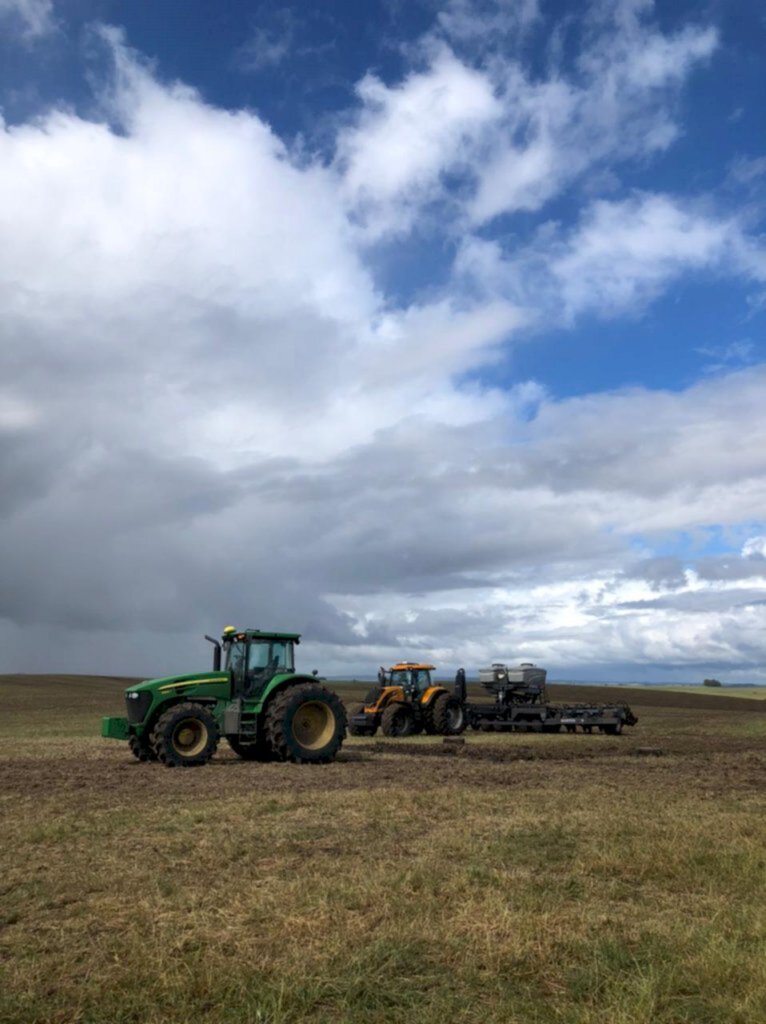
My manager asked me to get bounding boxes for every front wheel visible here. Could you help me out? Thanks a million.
[265,684,346,764]
[151,703,219,767]
[381,702,416,737]
[128,735,157,762]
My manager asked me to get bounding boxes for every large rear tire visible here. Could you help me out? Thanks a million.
[444,696,466,735]
[151,702,219,768]
[424,693,466,735]
[265,684,346,764]
[381,702,415,737]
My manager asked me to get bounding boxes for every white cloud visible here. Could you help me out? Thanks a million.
[336,46,502,238]
[468,17,717,226]
[742,537,766,560]
[333,2,718,241]
[235,9,295,72]
[456,193,763,324]
[437,0,541,44]
[0,0,53,37]
[549,194,733,318]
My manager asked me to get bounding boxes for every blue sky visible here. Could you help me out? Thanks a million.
[0,0,765,681]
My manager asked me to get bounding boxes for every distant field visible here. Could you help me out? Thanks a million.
[1,673,765,1024]
[643,685,766,700]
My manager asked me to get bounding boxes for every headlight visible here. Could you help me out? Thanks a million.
[126,691,152,724]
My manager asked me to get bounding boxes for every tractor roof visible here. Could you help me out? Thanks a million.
[223,627,301,643]
[390,662,435,671]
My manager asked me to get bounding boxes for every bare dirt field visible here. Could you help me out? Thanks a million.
[1,675,765,1024]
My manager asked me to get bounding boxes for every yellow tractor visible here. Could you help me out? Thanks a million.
[347,662,466,737]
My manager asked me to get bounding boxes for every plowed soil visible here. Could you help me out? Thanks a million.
[1,676,765,812]
[3,720,765,812]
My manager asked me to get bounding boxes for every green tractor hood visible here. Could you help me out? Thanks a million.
[102,671,233,741]
[130,671,231,697]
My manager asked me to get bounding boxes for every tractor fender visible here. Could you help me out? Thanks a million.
[255,673,327,713]
[420,685,448,706]
[366,685,406,712]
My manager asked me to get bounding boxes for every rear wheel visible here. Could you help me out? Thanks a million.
[381,702,416,737]
[424,693,466,735]
[151,703,219,767]
[265,684,346,764]
[444,697,466,735]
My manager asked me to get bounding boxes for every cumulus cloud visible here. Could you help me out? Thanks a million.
[0,6,764,683]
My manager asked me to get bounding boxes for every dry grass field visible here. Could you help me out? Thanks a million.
[1,675,765,1024]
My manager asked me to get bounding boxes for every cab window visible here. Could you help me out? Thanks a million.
[247,640,294,678]
[225,641,248,688]
[410,670,431,691]
[269,641,293,671]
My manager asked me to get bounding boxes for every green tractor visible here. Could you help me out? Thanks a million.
[101,627,347,767]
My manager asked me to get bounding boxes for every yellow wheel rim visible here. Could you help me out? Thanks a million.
[171,718,208,757]
[292,701,335,751]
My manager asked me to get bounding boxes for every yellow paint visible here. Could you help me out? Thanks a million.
[420,685,447,705]
[158,677,224,693]
[365,685,406,712]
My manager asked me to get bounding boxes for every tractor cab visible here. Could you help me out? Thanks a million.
[385,662,435,698]
[220,627,300,697]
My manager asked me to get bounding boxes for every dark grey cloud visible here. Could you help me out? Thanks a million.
[695,553,766,581]
[624,556,686,590]
[617,588,766,614]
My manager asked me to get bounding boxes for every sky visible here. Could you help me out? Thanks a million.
[0,0,765,683]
